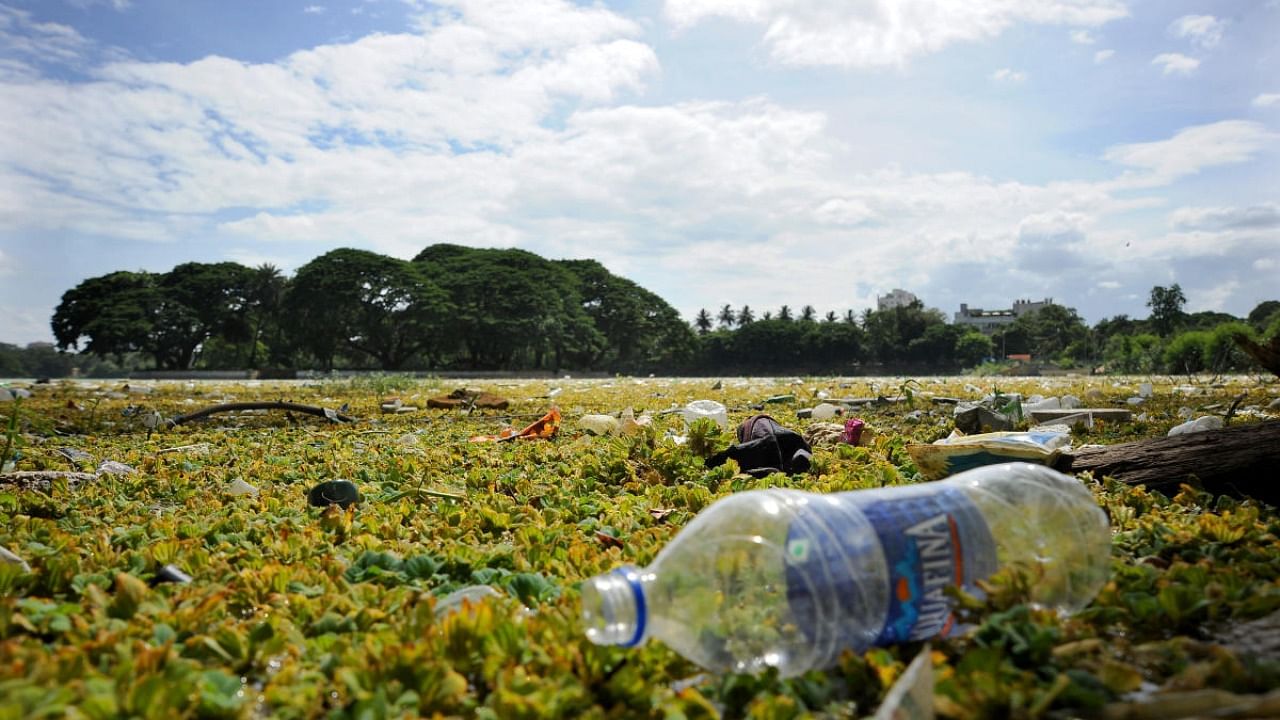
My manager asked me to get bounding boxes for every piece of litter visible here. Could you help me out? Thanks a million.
[308,480,361,508]
[873,645,934,720]
[679,400,728,429]
[57,447,95,465]
[96,460,136,476]
[1168,415,1223,437]
[227,479,259,496]
[434,585,502,618]
[578,414,621,436]
[0,545,31,573]
[155,564,193,584]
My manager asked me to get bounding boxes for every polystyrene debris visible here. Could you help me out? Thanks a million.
[680,400,728,429]
[96,460,136,476]
[579,414,621,435]
[435,585,503,618]
[227,479,260,496]
[811,403,841,420]
[1168,416,1223,436]
[0,545,31,573]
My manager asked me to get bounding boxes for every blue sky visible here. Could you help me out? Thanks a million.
[1,0,1277,345]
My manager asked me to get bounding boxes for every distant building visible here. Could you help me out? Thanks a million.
[954,298,1055,334]
[876,288,920,311]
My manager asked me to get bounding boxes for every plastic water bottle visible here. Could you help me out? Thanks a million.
[581,463,1110,677]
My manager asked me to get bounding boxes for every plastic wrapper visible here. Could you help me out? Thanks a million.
[907,429,1071,480]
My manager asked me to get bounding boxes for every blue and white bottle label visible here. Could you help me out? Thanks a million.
[785,486,997,650]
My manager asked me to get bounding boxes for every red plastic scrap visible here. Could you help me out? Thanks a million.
[468,407,562,443]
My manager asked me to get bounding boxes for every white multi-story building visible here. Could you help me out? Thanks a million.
[954,298,1054,334]
[876,288,920,311]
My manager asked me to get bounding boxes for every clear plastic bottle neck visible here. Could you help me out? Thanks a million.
[581,566,648,647]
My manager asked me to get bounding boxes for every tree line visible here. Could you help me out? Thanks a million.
[48,245,695,374]
[686,283,1278,375]
[19,249,1280,378]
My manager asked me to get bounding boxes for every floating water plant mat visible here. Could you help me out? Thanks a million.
[1,375,1278,718]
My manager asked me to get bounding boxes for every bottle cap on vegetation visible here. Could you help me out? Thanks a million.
[308,480,362,508]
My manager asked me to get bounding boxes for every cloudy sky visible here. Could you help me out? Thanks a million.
[1,0,1277,345]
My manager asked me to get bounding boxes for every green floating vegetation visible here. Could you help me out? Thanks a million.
[0,375,1277,719]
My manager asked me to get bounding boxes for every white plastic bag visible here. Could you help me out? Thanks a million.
[680,400,729,430]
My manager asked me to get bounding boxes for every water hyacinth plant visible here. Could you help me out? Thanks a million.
[0,376,1277,718]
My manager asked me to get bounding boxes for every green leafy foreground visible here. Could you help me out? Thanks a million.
[1,376,1278,719]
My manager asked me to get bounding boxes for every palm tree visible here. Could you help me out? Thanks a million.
[824,311,838,323]
[800,305,816,322]
[843,309,858,325]
[244,263,284,368]
[738,305,755,325]
[778,305,793,321]
[717,304,736,329]
[762,311,773,321]
[694,308,713,334]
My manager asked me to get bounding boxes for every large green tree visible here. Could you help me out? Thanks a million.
[243,263,287,368]
[1246,300,1280,331]
[556,259,695,372]
[1147,284,1187,337]
[954,331,995,367]
[861,301,945,365]
[285,249,450,370]
[414,245,600,371]
[1026,304,1089,361]
[154,262,256,370]
[52,263,258,370]
[804,321,865,371]
[52,271,162,365]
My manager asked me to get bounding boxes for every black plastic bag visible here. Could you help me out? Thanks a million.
[706,414,813,477]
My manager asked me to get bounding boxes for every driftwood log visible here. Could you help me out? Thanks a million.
[166,401,354,427]
[1055,421,1280,506]
[0,471,98,492]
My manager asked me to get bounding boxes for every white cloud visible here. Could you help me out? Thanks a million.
[1191,281,1240,313]
[1018,211,1089,238]
[1255,258,1277,271]
[1097,280,1121,289]
[991,68,1027,83]
[1170,204,1280,231]
[1253,93,1280,107]
[303,5,325,14]
[1094,49,1114,63]
[1,0,659,224]
[1169,14,1225,49]
[65,0,131,10]
[1151,52,1199,75]
[0,304,52,346]
[1070,29,1096,44]
[1,0,1274,336]
[1104,121,1276,186]
[662,0,1129,68]
[0,248,11,276]
[0,5,93,65]
[813,197,875,226]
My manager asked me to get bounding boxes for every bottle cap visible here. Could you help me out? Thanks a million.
[581,566,647,647]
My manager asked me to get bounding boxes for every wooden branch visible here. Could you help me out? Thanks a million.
[1055,421,1280,505]
[0,471,97,492]
[166,402,355,427]
[1234,333,1280,377]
